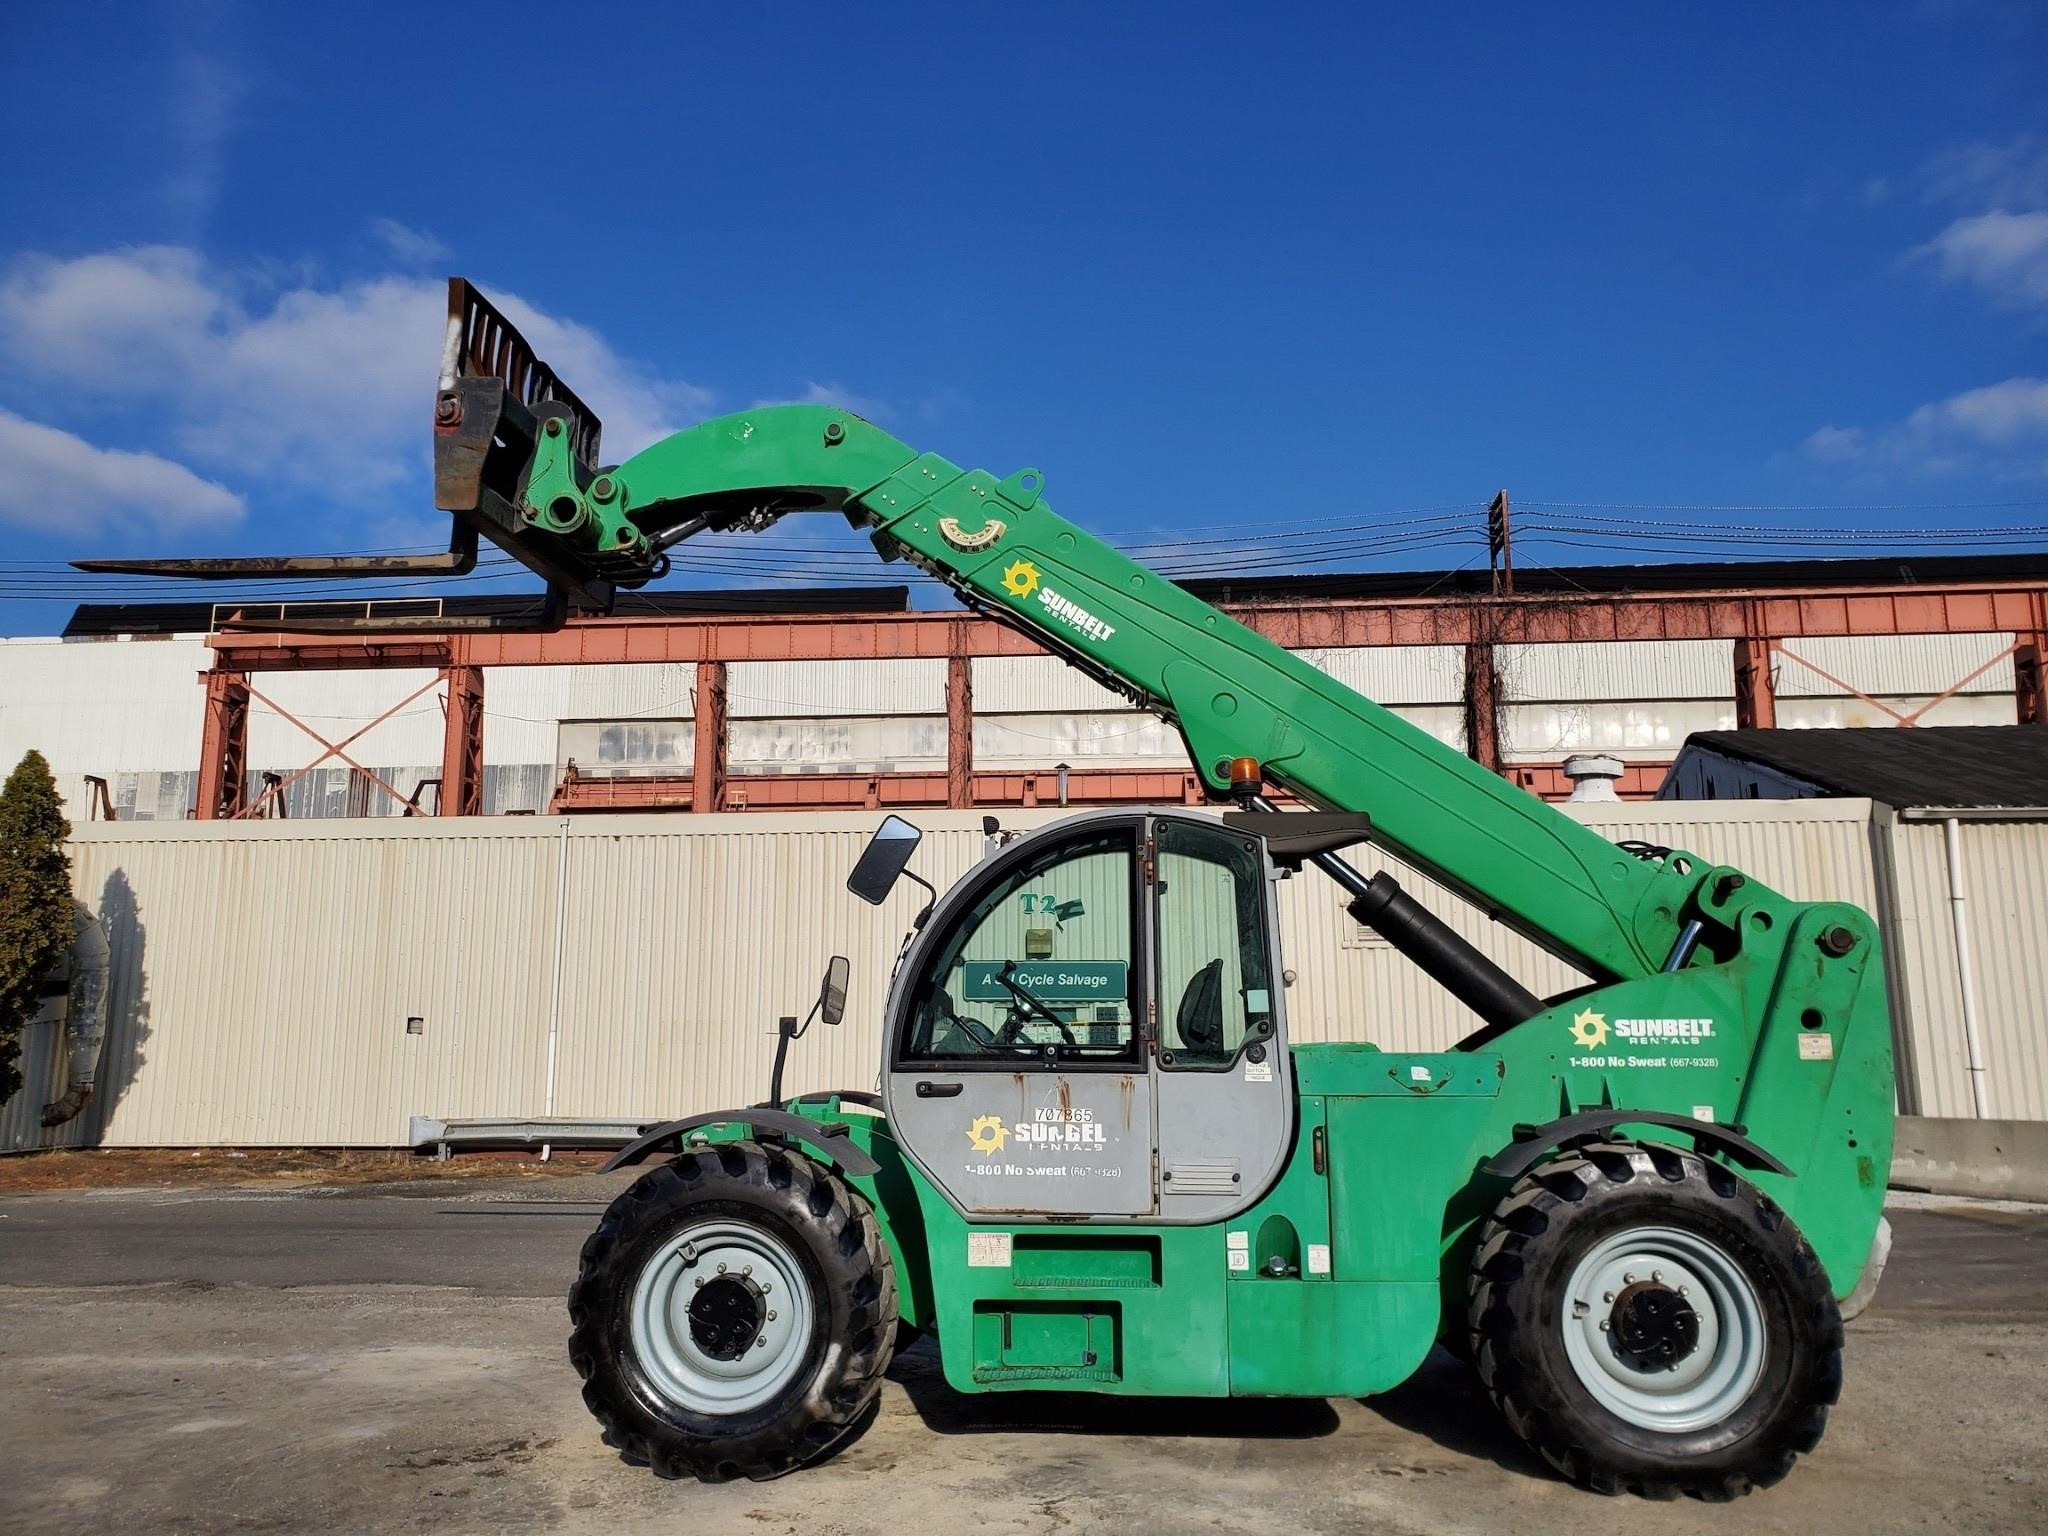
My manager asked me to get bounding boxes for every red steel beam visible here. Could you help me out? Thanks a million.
[946,643,973,810]
[691,660,726,813]
[557,763,1665,813]
[194,671,250,820]
[1463,641,1504,773]
[1734,636,1776,730]
[440,666,485,816]
[201,578,2048,673]
[2018,632,2047,726]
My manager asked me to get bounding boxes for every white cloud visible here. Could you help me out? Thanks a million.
[0,408,244,534]
[1915,209,2048,309]
[492,293,716,459]
[1907,375,2048,446]
[369,218,451,266]
[1922,133,2048,209]
[750,380,894,423]
[1803,377,2048,476]
[1801,425,1868,464]
[0,247,716,499]
[163,25,243,224]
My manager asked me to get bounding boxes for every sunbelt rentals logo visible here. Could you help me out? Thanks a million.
[999,559,1117,644]
[1570,1009,1610,1049]
[964,1108,1105,1157]
[1570,1008,1716,1051]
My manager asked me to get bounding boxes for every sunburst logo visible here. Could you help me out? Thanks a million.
[966,1115,1009,1156]
[1000,560,1040,601]
[1570,1009,1610,1050]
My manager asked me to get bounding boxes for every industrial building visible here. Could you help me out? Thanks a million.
[2,552,2045,1155]
[4,553,2043,824]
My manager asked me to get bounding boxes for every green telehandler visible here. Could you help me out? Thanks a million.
[86,281,1895,1499]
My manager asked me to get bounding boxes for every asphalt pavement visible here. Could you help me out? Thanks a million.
[1,1174,2042,1535]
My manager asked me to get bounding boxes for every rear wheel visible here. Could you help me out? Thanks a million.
[1467,1141,1842,1500]
[568,1140,898,1481]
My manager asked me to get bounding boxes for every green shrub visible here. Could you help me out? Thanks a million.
[0,751,74,1103]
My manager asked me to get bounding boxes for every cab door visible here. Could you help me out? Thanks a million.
[1148,814,1294,1223]
[882,814,1155,1219]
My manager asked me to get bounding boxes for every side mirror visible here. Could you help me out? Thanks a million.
[847,815,923,905]
[819,955,849,1026]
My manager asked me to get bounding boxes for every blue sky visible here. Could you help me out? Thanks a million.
[1,1,2044,632]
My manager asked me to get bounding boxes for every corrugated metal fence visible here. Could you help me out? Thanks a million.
[4,798,2038,1150]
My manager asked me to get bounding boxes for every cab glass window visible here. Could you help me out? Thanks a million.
[1156,819,1274,1068]
[901,827,1138,1065]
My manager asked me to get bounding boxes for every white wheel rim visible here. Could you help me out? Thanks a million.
[1560,1224,1768,1434]
[629,1219,815,1416]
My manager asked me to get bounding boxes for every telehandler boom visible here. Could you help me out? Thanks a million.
[88,280,1894,1499]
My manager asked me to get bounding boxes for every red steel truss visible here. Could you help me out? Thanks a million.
[194,577,2048,817]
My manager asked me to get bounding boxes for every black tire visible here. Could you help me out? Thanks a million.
[1466,1140,1842,1500]
[568,1139,898,1482]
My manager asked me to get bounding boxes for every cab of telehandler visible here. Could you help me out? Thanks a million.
[853,808,1315,1225]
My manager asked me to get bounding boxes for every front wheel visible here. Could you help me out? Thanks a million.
[568,1140,898,1482]
[1467,1141,1843,1500]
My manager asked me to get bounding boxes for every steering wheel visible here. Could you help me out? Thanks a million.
[995,961,1077,1046]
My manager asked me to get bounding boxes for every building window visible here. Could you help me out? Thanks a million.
[557,719,695,778]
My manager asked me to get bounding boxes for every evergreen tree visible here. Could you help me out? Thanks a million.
[0,751,74,1103]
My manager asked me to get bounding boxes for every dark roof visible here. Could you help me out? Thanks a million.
[1177,551,2048,604]
[1675,727,2048,808]
[62,586,912,638]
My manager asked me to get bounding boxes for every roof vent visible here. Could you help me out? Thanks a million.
[1563,754,1624,803]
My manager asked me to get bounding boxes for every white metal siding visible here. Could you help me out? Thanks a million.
[1499,640,1734,702]
[728,660,946,718]
[1294,646,1465,705]
[1502,700,1734,763]
[0,636,210,815]
[976,648,1467,711]
[3,798,1972,1152]
[973,656,1135,713]
[1773,634,2017,698]
[487,665,703,762]
[1881,818,2048,1121]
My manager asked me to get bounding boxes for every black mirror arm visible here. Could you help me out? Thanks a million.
[768,998,823,1107]
[904,867,939,927]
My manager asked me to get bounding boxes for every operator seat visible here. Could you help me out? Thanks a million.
[1176,958,1226,1057]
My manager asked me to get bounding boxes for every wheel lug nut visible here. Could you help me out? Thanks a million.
[755,1335,768,1349]
[742,1265,752,1276]
[1599,1321,1610,1332]
[717,1263,727,1274]
[1652,1270,1663,1283]
[760,1283,771,1295]
[1623,1272,1636,1285]
[766,1311,777,1322]
[694,1277,704,1289]
[1603,1292,1615,1303]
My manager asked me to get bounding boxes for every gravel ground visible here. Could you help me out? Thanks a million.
[0,1174,2041,1535]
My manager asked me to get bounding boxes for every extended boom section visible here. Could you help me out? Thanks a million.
[580,403,1704,981]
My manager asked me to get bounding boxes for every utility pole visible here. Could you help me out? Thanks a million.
[1487,489,1514,595]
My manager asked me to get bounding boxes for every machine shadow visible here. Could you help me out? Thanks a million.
[1353,1347,1553,1480]
[78,868,150,1145]
[886,1338,1341,1441]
